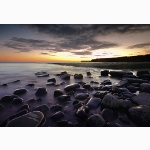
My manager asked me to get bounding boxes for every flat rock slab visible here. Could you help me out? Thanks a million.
[6,111,44,127]
[131,92,150,106]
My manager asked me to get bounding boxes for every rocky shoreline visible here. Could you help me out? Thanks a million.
[0,69,150,127]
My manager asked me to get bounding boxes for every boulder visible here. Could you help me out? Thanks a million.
[35,87,47,95]
[87,72,92,76]
[109,71,133,78]
[46,82,55,85]
[128,105,150,126]
[137,70,149,77]
[13,88,28,95]
[101,108,114,122]
[119,99,133,109]
[86,97,101,109]
[51,111,65,120]
[60,73,70,80]
[0,95,19,103]
[54,89,64,97]
[12,97,24,104]
[26,83,34,86]
[87,114,106,127]
[47,78,56,83]
[140,83,150,93]
[131,92,150,106]
[64,83,80,92]
[32,104,49,115]
[6,111,45,127]
[101,94,120,108]
[75,88,87,93]
[75,106,89,119]
[83,84,91,89]
[57,95,71,103]
[75,93,89,100]
[74,74,83,79]
[101,70,109,76]
[101,80,112,85]
[93,91,109,99]
[17,104,30,113]
[50,104,62,112]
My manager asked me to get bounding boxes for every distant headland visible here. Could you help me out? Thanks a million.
[81,54,150,62]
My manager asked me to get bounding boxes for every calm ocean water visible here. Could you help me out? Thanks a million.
[0,62,149,126]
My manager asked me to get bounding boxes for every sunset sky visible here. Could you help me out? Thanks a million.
[0,24,150,62]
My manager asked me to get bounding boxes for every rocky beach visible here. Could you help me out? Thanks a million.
[0,62,150,127]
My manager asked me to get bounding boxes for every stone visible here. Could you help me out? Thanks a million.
[74,74,83,79]
[57,95,71,103]
[90,81,99,84]
[101,94,120,108]
[57,120,69,127]
[32,104,49,115]
[101,70,109,76]
[36,74,49,77]
[119,99,133,108]
[75,105,89,119]
[127,85,137,93]
[86,97,101,109]
[101,108,114,122]
[131,92,150,106]
[47,78,56,83]
[64,83,80,92]
[87,72,92,76]
[26,83,34,86]
[125,78,148,84]
[138,74,150,80]
[117,79,130,87]
[60,73,70,80]
[17,104,30,113]
[35,87,47,95]
[123,75,137,78]
[35,71,47,75]
[2,84,8,86]
[101,85,112,91]
[12,80,20,83]
[6,111,45,127]
[73,101,84,109]
[0,95,19,103]
[140,83,150,93]
[93,91,108,99]
[12,97,24,104]
[109,71,133,78]
[101,80,112,85]
[0,104,4,111]
[75,93,89,100]
[51,111,65,120]
[128,105,150,126]
[87,114,106,127]
[83,84,91,89]
[75,88,87,93]
[13,88,28,95]
[131,83,140,87]
[46,82,55,85]
[137,70,149,77]
[50,104,62,112]
[54,89,64,97]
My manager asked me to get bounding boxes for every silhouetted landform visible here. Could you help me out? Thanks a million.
[90,54,150,62]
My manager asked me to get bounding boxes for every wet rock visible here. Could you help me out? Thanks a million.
[131,83,140,87]
[75,93,89,100]
[32,104,49,115]
[35,71,47,75]
[54,89,64,97]
[74,74,83,79]
[36,98,43,102]
[118,87,129,93]
[101,94,120,108]
[73,100,84,109]
[0,104,4,111]
[137,70,149,77]
[87,72,92,76]
[6,111,45,127]
[60,73,70,80]
[101,108,114,122]
[123,74,137,78]
[61,71,67,75]
[122,92,135,99]
[50,104,62,112]
[37,74,49,77]
[12,97,23,105]
[0,95,19,103]
[126,85,137,93]
[51,111,65,120]
[125,78,148,84]
[75,88,87,93]
[35,87,47,95]
[117,79,130,87]
[17,104,30,113]
[109,71,133,78]
[128,105,150,126]
[101,70,109,76]
[27,98,36,103]
[59,81,66,85]
[47,78,56,83]
[101,85,112,91]
[119,99,133,109]
[140,83,150,93]
[90,81,99,84]
[66,91,74,96]
[87,114,106,127]
[118,116,132,126]
[26,83,34,86]
[46,82,55,85]
[101,80,112,85]
[131,92,150,106]
[138,74,150,80]
[86,97,101,109]
[64,83,80,92]
[75,105,89,119]
[57,95,71,103]
[93,91,108,99]
[106,122,122,127]
[13,88,28,95]
[2,84,8,86]
[83,84,91,89]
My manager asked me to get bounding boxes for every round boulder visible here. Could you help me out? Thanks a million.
[35,87,47,95]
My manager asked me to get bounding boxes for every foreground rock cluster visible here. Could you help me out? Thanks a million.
[0,70,150,127]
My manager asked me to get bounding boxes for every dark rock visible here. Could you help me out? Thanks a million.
[101,94,120,108]
[138,74,150,80]
[0,95,19,103]
[74,74,83,79]
[64,83,80,92]
[47,78,56,83]
[137,70,149,77]
[117,79,130,87]
[106,122,122,127]
[127,86,137,93]
[54,89,64,97]
[36,98,43,102]
[101,70,109,76]
[0,104,4,111]
[46,82,55,85]
[131,92,150,106]
[101,108,114,122]
[131,83,140,87]
[75,105,89,119]
[0,109,28,127]
[57,120,69,127]
[59,81,66,85]
[75,93,89,100]
[93,91,108,99]
[35,71,47,75]
[73,101,84,109]
[13,88,28,95]
[101,85,112,91]
[27,98,36,103]
[119,99,133,109]
[86,97,101,109]
[61,71,67,75]
[26,83,34,86]
[37,74,49,77]
[101,80,112,85]
[6,111,45,127]
[75,88,87,93]
[87,114,106,127]
[57,95,71,103]
[2,84,8,86]
[83,84,91,89]
[12,80,20,83]
[140,83,150,93]
[123,74,137,78]
[35,87,47,95]
[125,78,148,84]
[51,111,65,120]
[90,81,99,84]
[32,104,49,115]
[17,104,30,113]
[87,72,92,76]
[12,97,24,104]
[50,104,62,112]
[66,91,74,96]
[118,87,129,93]
[128,105,150,126]
[118,116,132,125]
[109,71,133,78]
[60,73,70,80]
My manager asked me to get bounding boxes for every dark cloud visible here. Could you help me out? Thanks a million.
[127,42,150,49]
[40,52,49,55]
[70,51,92,55]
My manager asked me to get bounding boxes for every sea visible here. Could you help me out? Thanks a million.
[0,62,150,126]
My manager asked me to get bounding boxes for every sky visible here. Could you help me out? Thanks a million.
[0,24,150,62]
